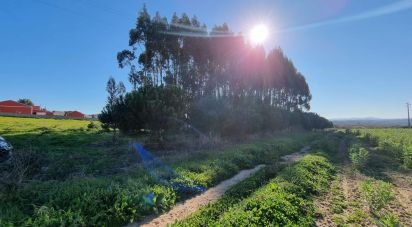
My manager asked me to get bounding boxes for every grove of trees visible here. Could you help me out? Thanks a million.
[100,6,332,143]
[17,99,34,106]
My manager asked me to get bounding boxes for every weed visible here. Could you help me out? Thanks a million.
[349,143,369,169]
[360,180,394,212]
[332,214,347,227]
[330,177,347,214]
[375,211,400,227]
[345,208,368,223]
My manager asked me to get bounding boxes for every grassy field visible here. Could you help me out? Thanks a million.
[174,129,412,226]
[355,128,412,168]
[2,117,410,226]
[0,116,321,226]
[314,129,412,226]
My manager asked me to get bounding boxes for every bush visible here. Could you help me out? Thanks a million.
[349,144,369,169]
[87,121,99,130]
[173,166,279,227]
[279,155,335,195]
[0,149,44,190]
[364,133,379,147]
[360,180,394,212]
[375,211,400,227]
[1,177,176,226]
[217,187,315,226]
[199,154,336,226]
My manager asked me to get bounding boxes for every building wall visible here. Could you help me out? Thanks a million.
[0,100,32,114]
[53,111,65,116]
[0,106,32,114]
[66,111,85,118]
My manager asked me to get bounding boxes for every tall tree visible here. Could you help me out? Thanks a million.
[99,77,126,143]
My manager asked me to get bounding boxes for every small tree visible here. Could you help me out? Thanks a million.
[17,98,34,106]
[99,77,126,143]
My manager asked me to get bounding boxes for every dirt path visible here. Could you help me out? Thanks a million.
[129,146,311,227]
[280,146,311,164]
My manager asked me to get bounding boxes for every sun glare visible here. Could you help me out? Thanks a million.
[250,24,269,45]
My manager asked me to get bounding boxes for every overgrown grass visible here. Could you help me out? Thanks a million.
[172,165,281,227]
[349,141,369,170]
[214,154,335,226]
[329,177,347,214]
[175,148,338,226]
[0,116,321,226]
[360,179,394,213]
[353,128,412,168]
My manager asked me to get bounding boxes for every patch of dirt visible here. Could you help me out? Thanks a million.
[280,146,311,164]
[129,146,311,227]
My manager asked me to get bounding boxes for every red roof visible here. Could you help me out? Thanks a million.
[0,100,28,107]
[0,100,33,114]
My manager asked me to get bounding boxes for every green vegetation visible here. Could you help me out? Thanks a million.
[0,116,320,226]
[349,142,370,169]
[360,180,394,213]
[375,211,400,227]
[175,136,338,226]
[99,6,332,145]
[17,98,34,106]
[329,177,347,214]
[355,128,412,168]
[205,155,334,226]
[172,166,280,227]
[315,129,411,226]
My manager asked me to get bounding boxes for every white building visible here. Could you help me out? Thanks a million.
[53,111,65,116]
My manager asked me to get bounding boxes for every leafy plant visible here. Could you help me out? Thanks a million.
[360,180,394,212]
[375,211,400,227]
[345,208,368,223]
[179,154,336,226]
[349,143,369,169]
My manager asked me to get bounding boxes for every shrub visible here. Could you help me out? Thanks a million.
[345,208,368,223]
[364,133,379,147]
[375,211,400,227]
[87,121,99,130]
[349,144,369,169]
[279,155,335,195]
[204,154,335,226]
[217,184,315,226]
[360,180,394,212]
[0,148,44,190]
[173,166,279,227]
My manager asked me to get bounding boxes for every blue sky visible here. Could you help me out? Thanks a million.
[0,0,411,118]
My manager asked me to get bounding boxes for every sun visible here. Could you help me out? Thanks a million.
[250,24,269,45]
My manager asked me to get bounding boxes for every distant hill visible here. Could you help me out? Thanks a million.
[331,118,409,127]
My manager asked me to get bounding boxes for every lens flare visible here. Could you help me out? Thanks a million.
[250,24,268,45]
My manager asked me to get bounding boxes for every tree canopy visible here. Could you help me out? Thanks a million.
[100,6,332,142]
[117,6,311,112]
[17,98,34,106]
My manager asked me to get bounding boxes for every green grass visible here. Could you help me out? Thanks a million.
[353,128,412,168]
[0,116,322,226]
[175,135,340,226]
[330,177,347,214]
[212,154,335,226]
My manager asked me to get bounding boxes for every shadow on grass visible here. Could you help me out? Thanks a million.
[360,151,402,183]
[3,130,139,180]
